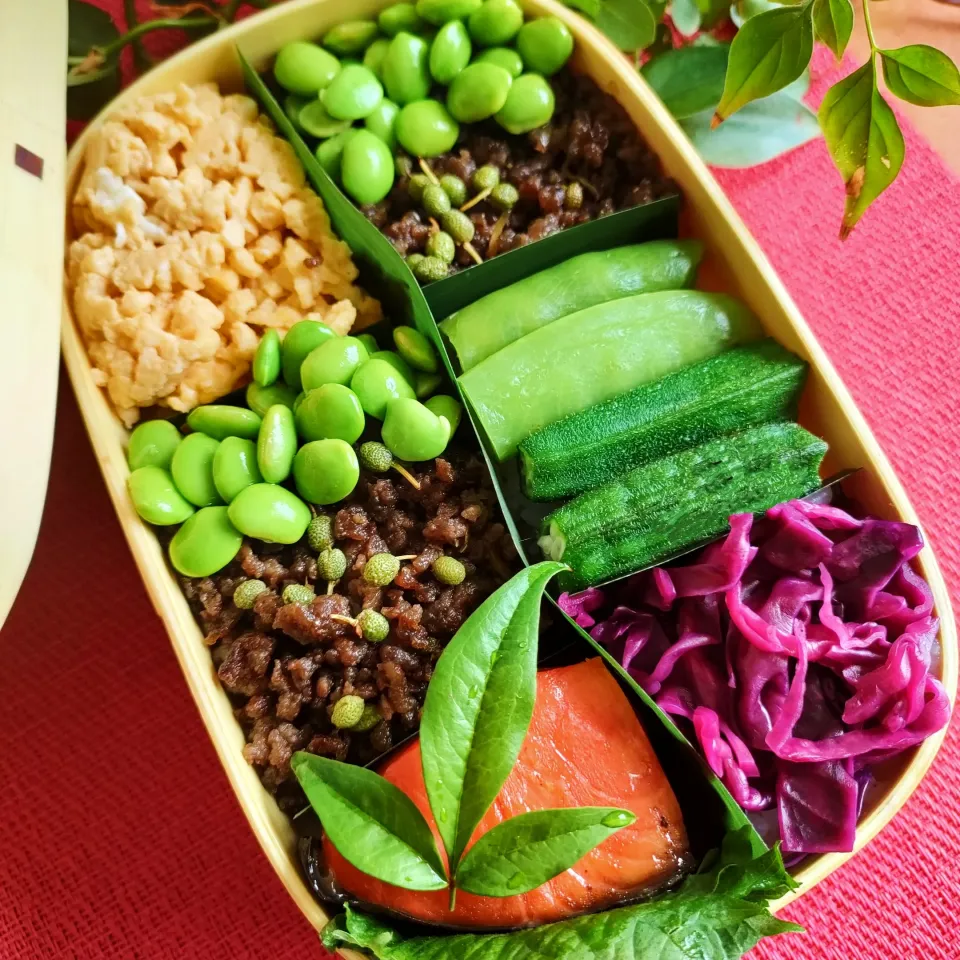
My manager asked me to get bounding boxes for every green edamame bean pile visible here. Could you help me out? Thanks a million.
[125,319,462,579]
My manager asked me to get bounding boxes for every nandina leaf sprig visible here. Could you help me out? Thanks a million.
[291,562,637,905]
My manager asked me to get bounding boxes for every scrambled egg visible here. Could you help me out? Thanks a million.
[68,83,381,426]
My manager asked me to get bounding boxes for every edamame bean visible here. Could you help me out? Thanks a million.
[382,32,431,105]
[169,506,243,577]
[187,405,262,441]
[364,98,400,150]
[351,358,417,418]
[127,419,181,471]
[415,371,444,398]
[213,437,262,502]
[363,37,391,78]
[475,46,523,77]
[425,394,462,435]
[282,319,336,390]
[381,398,449,461]
[171,432,222,506]
[324,64,384,120]
[284,93,309,131]
[395,99,460,158]
[379,2,424,35]
[253,328,281,386]
[516,17,573,76]
[417,0,482,25]
[274,42,341,95]
[296,383,366,442]
[429,20,471,84]
[468,0,523,46]
[341,129,395,205]
[323,20,380,56]
[357,333,379,353]
[447,61,512,122]
[257,404,298,483]
[293,439,360,504]
[228,483,312,543]
[298,100,353,139]
[300,336,370,391]
[315,128,358,181]
[371,350,416,384]
[393,325,439,372]
[495,72,555,133]
[128,466,195,525]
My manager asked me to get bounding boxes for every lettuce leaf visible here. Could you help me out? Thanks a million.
[321,827,802,960]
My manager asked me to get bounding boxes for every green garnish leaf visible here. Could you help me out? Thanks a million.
[715,2,814,123]
[594,0,657,52]
[880,44,960,108]
[454,807,636,898]
[323,826,803,959]
[668,0,701,38]
[818,59,905,239]
[290,753,448,892]
[419,561,567,869]
[642,45,730,120]
[812,0,853,62]
[729,0,782,28]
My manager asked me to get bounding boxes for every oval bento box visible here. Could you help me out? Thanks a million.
[61,0,958,936]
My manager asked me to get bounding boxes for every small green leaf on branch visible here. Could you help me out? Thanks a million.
[812,0,853,61]
[880,44,960,107]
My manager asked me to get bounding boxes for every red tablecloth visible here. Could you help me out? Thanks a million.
[5,15,960,957]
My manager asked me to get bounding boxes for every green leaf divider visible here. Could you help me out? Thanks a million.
[240,46,770,862]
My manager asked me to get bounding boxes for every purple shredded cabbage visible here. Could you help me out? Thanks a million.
[558,500,950,855]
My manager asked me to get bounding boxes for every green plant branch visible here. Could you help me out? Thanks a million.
[123,0,153,71]
[861,0,878,52]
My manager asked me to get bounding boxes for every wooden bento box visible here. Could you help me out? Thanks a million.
[61,0,958,938]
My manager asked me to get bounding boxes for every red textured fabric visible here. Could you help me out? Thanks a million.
[7,12,958,957]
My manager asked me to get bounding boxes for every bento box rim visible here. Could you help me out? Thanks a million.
[60,0,958,937]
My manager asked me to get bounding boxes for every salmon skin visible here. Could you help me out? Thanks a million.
[322,658,692,929]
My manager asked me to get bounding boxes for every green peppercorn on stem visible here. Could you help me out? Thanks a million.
[432,555,466,585]
[353,703,382,732]
[331,694,366,729]
[283,583,316,605]
[363,552,401,586]
[318,547,348,582]
[234,579,268,609]
[357,608,390,641]
[307,514,334,552]
[359,440,394,472]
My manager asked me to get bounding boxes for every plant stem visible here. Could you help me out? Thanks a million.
[123,0,153,71]
[861,0,878,52]
[97,17,216,61]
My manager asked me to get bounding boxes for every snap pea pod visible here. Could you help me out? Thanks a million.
[459,290,761,460]
[541,422,827,591]
[440,240,703,371]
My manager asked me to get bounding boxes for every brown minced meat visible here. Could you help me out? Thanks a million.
[363,70,675,269]
[179,455,517,813]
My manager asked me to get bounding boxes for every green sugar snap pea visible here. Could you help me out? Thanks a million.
[171,432,222,507]
[474,46,523,77]
[395,100,459,158]
[169,506,243,577]
[341,129,395,205]
[468,0,523,47]
[127,419,181,471]
[298,100,352,139]
[128,466,195,526]
[296,383,366,443]
[315,129,358,181]
[495,72,555,134]
[274,42,341,95]
[247,381,298,418]
[447,61,512,122]
[257,404,298,484]
[393,325,439,373]
[186,405,262,441]
[282,319,336,390]
[363,37,391,78]
[293,439,360,504]
[301,335,370,391]
[357,333,379,353]
[253,329,281,387]
[364,98,400,150]
[213,437,262,503]
[351,358,417,419]
[323,20,380,56]
[382,32,431,105]
[417,0,482,25]
[379,2,424,36]
[429,20,471,84]
[516,17,573,76]
[425,394,462,436]
[228,483,312,543]
[382,398,450,461]
[371,350,416,385]
[323,64,384,120]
